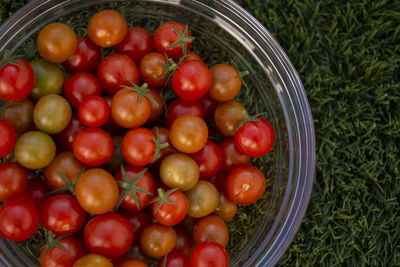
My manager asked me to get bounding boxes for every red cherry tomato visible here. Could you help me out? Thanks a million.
[73,128,114,166]
[63,36,102,73]
[115,165,155,211]
[185,52,203,62]
[0,162,27,202]
[41,194,87,235]
[225,165,266,205]
[219,138,250,173]
[190,241,228,267]
[115,27,154,64]
[0,59,35,101]
[121,210,151,237]
[192,215,229,247]
[63,72,102,109]
[197,94,218,120]
[40,235,87,267]
[165,98,203,128]
[0,119,16,158]
[171,60,211,101]
[234,117,275,157]
[139,52,167,88]
[0,197,40,241]
[88,10,127,47]
[154,22,191,59]
[84,213,134,258]
[97,54,139,95]
[54,113,85,150]
[152,190,189,226]
[190,140,222,179]
[157,251,189,267]
[23,179,49,206]
[122,128,156,167]
[79,96,110,127]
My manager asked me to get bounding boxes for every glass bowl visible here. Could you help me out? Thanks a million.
[0,0,315,266]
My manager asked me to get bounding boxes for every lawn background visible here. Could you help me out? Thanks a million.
[1,0,399,266]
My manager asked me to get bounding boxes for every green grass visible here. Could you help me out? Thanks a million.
[1,0,400,266]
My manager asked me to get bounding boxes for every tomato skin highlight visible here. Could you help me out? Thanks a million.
[171,60,211,101]
[234,117,276,157]
[0,197,40,241]
[79,96,110,127]
[0,119,16,158]
[115,27,154,64]
[0,58,35,101]
[0,162,27,202]
[190,241,228,267]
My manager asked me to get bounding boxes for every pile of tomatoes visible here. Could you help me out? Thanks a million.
[0,9,275,267]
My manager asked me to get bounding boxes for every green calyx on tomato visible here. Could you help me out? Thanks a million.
[149,188,179,215]
[115,165,153,210]
[40,230,69,260]
[151,127,169,163]
[120,82,156,104]
[50,168,86,196]
[167,25,195,56]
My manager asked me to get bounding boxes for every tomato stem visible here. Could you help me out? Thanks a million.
[51,168,86,196]
[234,112,269,133]
[120,82,157,105]
[149,188,179,215]
[40,230,69,260]
[151,127,169,164]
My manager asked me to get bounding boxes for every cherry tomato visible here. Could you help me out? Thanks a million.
[111,87,152,128]
[0,162,27,201]
[225,165,266,205]
[75,168,119,214]
[122,128,156,167]
[150,127,175,166]
[159,153,199,191]
[140,223,177,258]
[33,94,72,134]
[63,36,102,73]
[0,119,16,158]
[88,10,127,47]
[115,27,154,64]
[190,241,228,267]
[147,88,164,124]
[121,210,151,237]
[103,136,125,174]
[115,165,155,211]
[214,100,248,137]
[30,59,64,99]
[116,258,148,267]
[209,64,241,101]
[157,251,189,267]
[41,194,87,235]
[97,54,139,95]
[41,235,87,267]
[185,180,219,218]
[219,138,250,173]
[73,128,114,166]
[170,115,208,153]
[23,179,49,206]
[190,140,222,179]
[152,190,189,226]
[139,52,167,88]
[44,151,85,190]
[15,131,56,169]
[174,228,192,257]
[193,215,229,247]
[165,98,203,128]
[154,22,191,59]
[0,197,40,241]
[73,254,113,267]
[54,113,85,151]
[214,194,237,221]
[234,117,275,157]
[63,72,102,109]
[79,96,110,127]
[185,52,203,62]
[171,60,211,101]
[1,99,34,135]
[0,58,34,101]
[84,213,133,258]
[37,23,77,63]
[197,94,218,120]
[209,172,226,193]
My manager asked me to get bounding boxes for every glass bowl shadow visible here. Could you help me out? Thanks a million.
[0,1,315,266]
